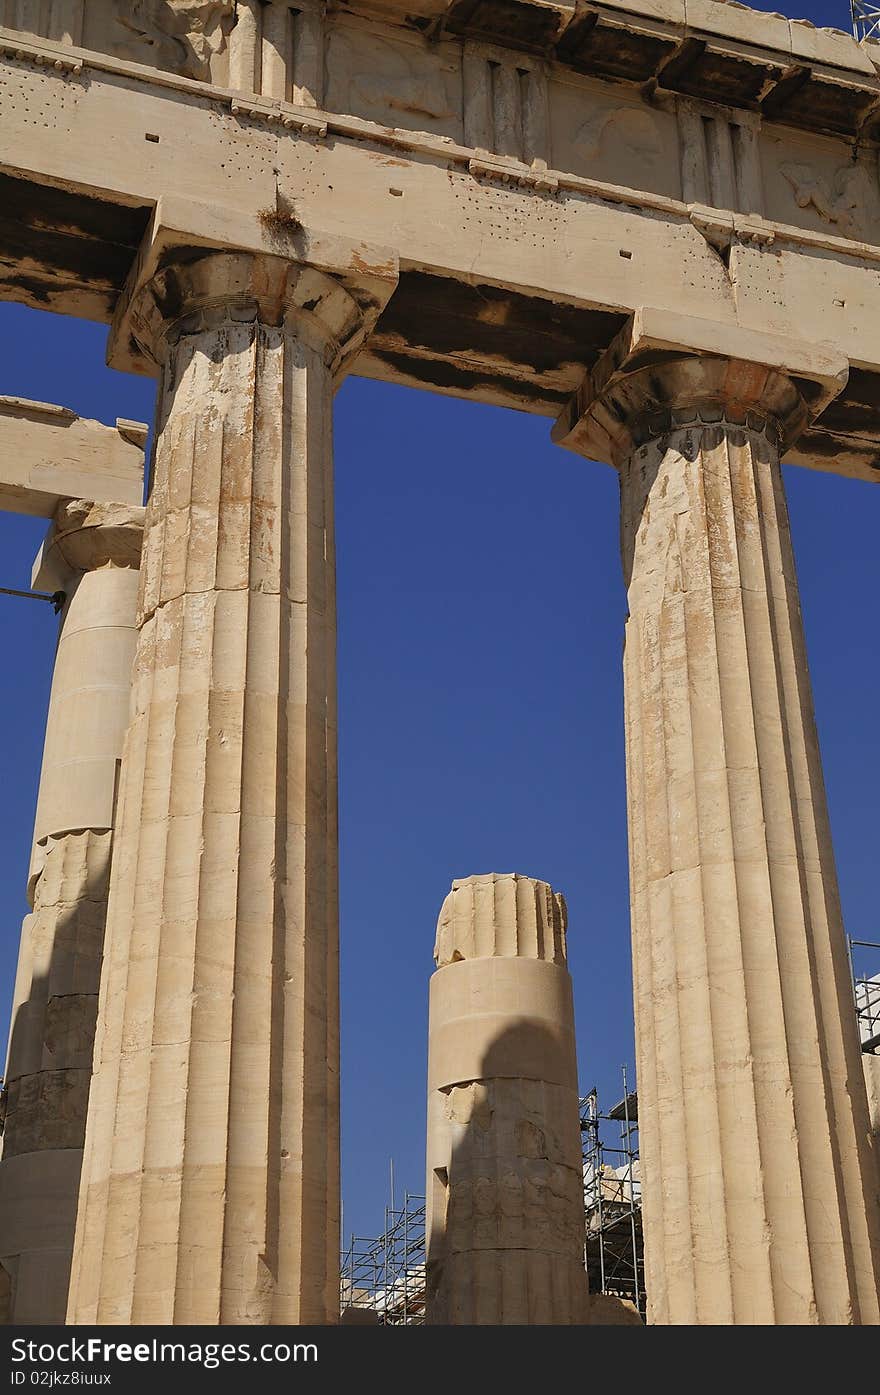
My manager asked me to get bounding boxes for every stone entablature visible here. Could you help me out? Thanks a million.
[4,1,880,135]
[0,397,145,516]
[3,4,880,482]
[4,1,880,241]
[1,0,879,1329]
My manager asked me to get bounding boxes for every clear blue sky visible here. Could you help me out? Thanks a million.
[0,0,877,1247]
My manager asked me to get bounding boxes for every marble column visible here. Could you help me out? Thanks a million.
[67,252,367,1325]
[425,873,588,1324]
[556,317,880,1324]
[0,500,143,1324]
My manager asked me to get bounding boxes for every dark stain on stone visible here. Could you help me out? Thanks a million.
[0,215,133,290]
[772,76,878,138]
[155,244,218,273]
[369,346,564,406]
[0,174,150,250]
[760,65,811,120]
[662,51,779,107]
[797,426,880,470]
[375,271,625,378]
[845,366,880,410]
[563,24,678,84]
[444,0,565,51]
[151,247,228,324]
[258,206,302,236]
[0,270,54,306]
[0,175,151,316]
[792,376,827,409]
[627,346,686,374]
[813,368,880,438]
[607,392,628,423]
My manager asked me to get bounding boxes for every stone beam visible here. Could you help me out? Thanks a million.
[2,22,880,479]
[0,397,146,517]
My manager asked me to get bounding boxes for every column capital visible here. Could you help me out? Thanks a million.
[33,500,145,593]
[124,251,370,373]
[553,309,849,467]
[107,199,399,378]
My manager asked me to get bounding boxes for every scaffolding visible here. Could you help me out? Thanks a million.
[342,938,880,1329]
[581,1066,645,1319]
[850,937,880,1054]
[852,0,880,43]
[340,1191,426,1324]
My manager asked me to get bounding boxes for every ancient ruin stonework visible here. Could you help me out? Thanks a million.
[66,251,392,1326]
[0,494,144,1325]
[0,0,879,1326]
[426,874,589,1324]
[557,316,880,1324]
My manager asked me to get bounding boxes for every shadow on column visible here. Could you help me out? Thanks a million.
[0,830,111,1324]
[425,1020,591,1325]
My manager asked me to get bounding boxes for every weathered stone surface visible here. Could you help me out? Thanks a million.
[0,397,145,517]
[3,5,880,477]
[559,330,880,1324]
[0,486,142,1326]
[0,1151,82,1325]
[426,872,588,1324]
[865,1051,880,1207]
[29,503,145,894]
[44,499,145,573]
[586,1292,644,1326]
[66,249,379,1326]
[866,1055,880,1159]
[434,871,567,967]
[4,1067,92,1155]
[6,0,880,138]
[1,0,879,1332]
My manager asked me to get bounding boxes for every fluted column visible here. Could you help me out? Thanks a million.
[67,252,370,1325]
[0,501,143,1324]
[426,873,588,1325]
[555,314,880,1324]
